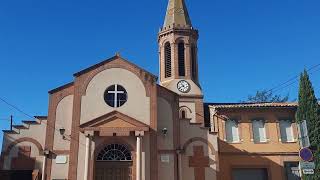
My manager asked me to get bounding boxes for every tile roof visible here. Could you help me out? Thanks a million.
[206,102,298,109]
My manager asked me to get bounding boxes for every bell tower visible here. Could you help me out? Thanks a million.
[158,0,202,96]
[158,0,204,124]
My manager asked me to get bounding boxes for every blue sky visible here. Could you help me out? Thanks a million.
[0,0,319,144]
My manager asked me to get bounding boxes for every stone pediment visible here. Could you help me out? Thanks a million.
[80,111,149,135]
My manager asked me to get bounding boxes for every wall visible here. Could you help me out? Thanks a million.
[50,95,73,179]
[50,155,70,180]
[180,120,218,180]
[216,108,300,153]
[53,95,73,151]
[1,120,47,172]
[179,102,196,123]
[215,107,300,180]
[157,97,175,180]
[219,151,300,180]
[157,97,174,150]
[80,68,150,126]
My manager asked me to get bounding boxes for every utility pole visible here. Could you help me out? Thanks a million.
[10,115,13,131]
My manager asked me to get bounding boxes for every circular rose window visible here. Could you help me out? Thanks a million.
[104,84,127,108]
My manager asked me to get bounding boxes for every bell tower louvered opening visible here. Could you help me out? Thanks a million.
[164,42,172,78]
[191,44,197,80]
[178,42,185,77]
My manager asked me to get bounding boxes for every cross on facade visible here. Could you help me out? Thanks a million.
[108,84,125,108]
[189,146,209,180]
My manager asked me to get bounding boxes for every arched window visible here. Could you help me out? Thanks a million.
[178,42,185,77]
[181,109,186,119]
[164,42,172,78]
[191,45,197,80]
[97,144,132,161]
[179,107,191,119]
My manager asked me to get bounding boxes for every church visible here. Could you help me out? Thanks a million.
[0,0,301,180]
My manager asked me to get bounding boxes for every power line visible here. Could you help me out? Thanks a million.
[267,63,320,94]
[0,96,88,149]
[0,97,33,119]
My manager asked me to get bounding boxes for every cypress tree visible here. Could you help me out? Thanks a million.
[296,70,320,180]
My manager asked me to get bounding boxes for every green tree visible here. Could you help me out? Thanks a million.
[246,90,289,103]
[296,70,320,180]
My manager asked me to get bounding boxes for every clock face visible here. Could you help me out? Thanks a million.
[177,80,191,93]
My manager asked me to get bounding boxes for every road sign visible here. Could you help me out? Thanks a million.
[299,148,313,162]
[300,161,315,170]
[302,169,314,175]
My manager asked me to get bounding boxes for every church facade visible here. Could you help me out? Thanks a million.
[0,0,301,180]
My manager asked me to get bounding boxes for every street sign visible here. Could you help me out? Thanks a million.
[299,148,313,162]
[302,169,314,175]
[300,161,315,170]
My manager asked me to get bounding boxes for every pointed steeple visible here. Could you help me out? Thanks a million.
[163,0,192,28]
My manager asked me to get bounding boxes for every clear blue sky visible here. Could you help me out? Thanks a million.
[0,0,320,143]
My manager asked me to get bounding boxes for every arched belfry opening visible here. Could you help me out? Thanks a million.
[95,144,133,180]
[164,42,172,78]
[191,44,198,81]
[178,42,186,77]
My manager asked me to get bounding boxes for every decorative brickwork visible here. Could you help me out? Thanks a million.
[189,146,209,180]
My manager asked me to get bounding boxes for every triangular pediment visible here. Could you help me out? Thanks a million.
[92,117,137,128]
[80,111,149,132]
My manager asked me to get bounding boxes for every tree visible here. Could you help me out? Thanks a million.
[245,90,289,103]
[296,70,320,180]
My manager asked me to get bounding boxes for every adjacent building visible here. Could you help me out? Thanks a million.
[207,103,301,180]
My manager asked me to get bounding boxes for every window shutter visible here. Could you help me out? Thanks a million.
[259,121,267,142]
[252,121,259,142]
[285,122,294,142]
[226,120,240,143]
[226,120,233,142]
[280,121,287,142]
[253,120,266,142]
[232,121,240,142]
[280,120,294,142]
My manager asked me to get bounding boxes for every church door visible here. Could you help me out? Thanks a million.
[95,144,133,180]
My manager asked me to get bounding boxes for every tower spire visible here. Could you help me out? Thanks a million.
[163,0,192,28]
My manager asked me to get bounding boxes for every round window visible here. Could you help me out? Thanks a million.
[104,85,128,108]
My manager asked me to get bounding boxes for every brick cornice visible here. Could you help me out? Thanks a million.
[219,152,299,156]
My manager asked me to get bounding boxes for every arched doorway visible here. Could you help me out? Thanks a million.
[95,144,133,180]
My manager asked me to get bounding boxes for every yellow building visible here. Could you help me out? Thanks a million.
[208,103,301,180]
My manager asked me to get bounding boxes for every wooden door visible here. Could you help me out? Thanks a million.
[95,161,132,180]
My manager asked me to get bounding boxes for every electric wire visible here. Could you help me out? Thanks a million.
[266,63,320,94]
[0,97,88,149]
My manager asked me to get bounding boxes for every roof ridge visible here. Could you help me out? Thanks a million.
[73,55,157,80]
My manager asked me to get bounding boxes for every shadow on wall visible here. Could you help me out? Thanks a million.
[0,135,43,171]
[178,123,218,180]
[218,139,300,180]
